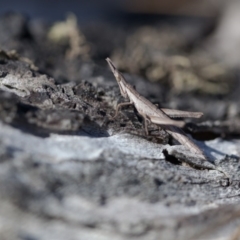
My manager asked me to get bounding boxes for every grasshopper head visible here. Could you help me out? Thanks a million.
[106,58,128,98]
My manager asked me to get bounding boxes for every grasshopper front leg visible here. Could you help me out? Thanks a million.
[112,101,133,119]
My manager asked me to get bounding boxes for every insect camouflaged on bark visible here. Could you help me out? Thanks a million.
[106,58,207,158]
[106,58,231,177]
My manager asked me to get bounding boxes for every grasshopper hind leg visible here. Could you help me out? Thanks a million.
[141,114,151,136]
[142,115,163,137]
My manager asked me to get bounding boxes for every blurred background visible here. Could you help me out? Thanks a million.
[0,0,237,67]
[0,0,226,21]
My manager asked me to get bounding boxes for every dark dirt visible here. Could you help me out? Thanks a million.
[1,12,240,240]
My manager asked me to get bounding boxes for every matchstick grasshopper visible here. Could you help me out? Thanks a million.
[106,58,206,160]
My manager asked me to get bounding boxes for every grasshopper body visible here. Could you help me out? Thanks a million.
[106,58,206,159]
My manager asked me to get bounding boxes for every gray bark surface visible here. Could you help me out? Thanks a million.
[0,50,240,240]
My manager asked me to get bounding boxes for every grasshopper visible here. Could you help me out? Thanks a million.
[106,58,206,160]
